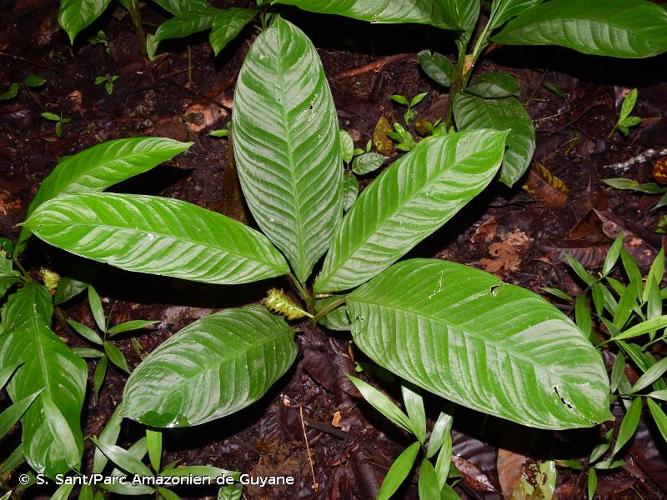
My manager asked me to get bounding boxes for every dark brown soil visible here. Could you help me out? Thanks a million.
[1,1,666,499]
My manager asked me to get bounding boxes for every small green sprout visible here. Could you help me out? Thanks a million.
[40,112,71,137]
[391,92,427,125]
[610,88,642,138]
[88,30,111,53]
[208,128,229,138]
[388,122,417,151]
[94,74,119,95]
[0,74,46,101]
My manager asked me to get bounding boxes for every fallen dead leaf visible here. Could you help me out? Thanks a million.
[522,163,568,209]
[373,116,394,156]
[331,411,342,428]
[498,449,528,499]
[479,229,533,275]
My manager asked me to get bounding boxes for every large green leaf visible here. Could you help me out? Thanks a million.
[122,305,297,427]
[347,259,612,430]
[24,193,289,285]
[314,129,508,293]
[434,0,480,31]
[0,252,19,300]
[152,0,209,15]
[58,0,112,43]
[490,0,542,29]
[210,8,257,56]
[0,282,87,476]
[16,137,191,256]
[454,93,535,187]
[492,0,667,59]
[152,8,217,45]
[272,0,458,29]
[232,17,342,282]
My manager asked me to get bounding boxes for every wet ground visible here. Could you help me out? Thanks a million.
[1,1,666,498]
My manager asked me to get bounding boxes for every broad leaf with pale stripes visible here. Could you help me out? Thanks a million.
[16,137,191,256]
[0,282,87,476]
[122,305,297,426]
[232,17,343,282]
[347,259,612,429]
[24,193,289,285]
[314,129,508,293]
[272,0,457,29]
[492,0,667,58]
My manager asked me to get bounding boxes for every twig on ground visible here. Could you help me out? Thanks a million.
[334,53,414,79]
[601,148,667,173]
[299,406,318,492]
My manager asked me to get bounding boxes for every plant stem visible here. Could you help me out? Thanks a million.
[289,273,312,310]
[312,297,347,324]
[126,0,147,57]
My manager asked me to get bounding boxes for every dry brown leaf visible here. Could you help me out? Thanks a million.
[522,163,568,209]
[479,229,533,275]
[498,449,528,499]
[373,116,394,156]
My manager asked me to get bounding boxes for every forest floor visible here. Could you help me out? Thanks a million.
[1,0,666,498]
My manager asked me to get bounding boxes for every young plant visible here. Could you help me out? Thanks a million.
[40,112,71,138]
[3,18,614,490]
[609,88,642,138]
[57,0,257,59]
[350,377,458,499]
[94,74,119,95]
[0,74,45,101]
[391,92,427,125]
[552,237,667,497]
[87,30,110,53]
[273,0,667,187]
[601,177,667,212]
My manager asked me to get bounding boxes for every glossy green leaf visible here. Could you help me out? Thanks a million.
[152,0,208,15]
[0,83,19,100]
[108,320,158,335]
[612,397,641,456]
[426,411,452,459]
[104,342,130,374]
[352,152,386,175]
[340,130,355,164]
[88,286,105,332]
[0,363,20,391]
[232,17,343,282]
[52,483,75,500]
[146,429,162,472]
[157,487,180,500]
[575,295,592,339]
[92,439,154,477]
[647,398,667,443]
[377,442,420,500]
[603,235,624,275]
[348,376,414,434]
[402,385,426,443]
[218,483,243,500]
[25,193,289,284]
[58,0,112,43]
[67,319,103,345]
[315,129,508,293]
[630,357,667,394]
[434,430,452,489]
[93,406,123,474]
[55,276,88,305]
[434,0,480,31]
[348,259,611,429]
[610,353,625,394]
[643,248,664,304]
[0,282,87,476]
[73,347,104,359]
[418,458,440,500]
[614,315,667,341]
[0,252,19,300]
[492,0,667,59]
[16,137,191,256]
[122,305,297,427]
[315,297,350,331]
[648,390,667,401]
[0,390,40,439]
[467,71,520,99]
[272,0,458,29]
[454,93,535,187]
[342,172,359,212]
[490,0,542,29]
[210,8,257,56]
[418,50,454,88]
[93,355,108,399]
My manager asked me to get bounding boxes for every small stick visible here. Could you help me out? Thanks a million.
[299,406,318,492]
[334,53,413,79]
[601,148,667,173]
[187,46,193,88]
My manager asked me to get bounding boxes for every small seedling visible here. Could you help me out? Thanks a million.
[388,122,417,151]
[349,377,458,499]
[40,112,71,137]
[208,128,229,138]
[0,74,45,101]
[88,30,111,53]
[610,88,642,138]
[391,92,427,125]
[94,74,119,95]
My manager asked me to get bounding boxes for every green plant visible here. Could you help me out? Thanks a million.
[609,88,642,137]
[549,237,667,497]
[0,74,45,101]
[40,112,71,138]
[349,377,459,499]
[94,74,119,95]
[391,92,427,125]
[601,178,667,211]
[273,0,667,187]
[87,30,110,53]
[57,0,258,59]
